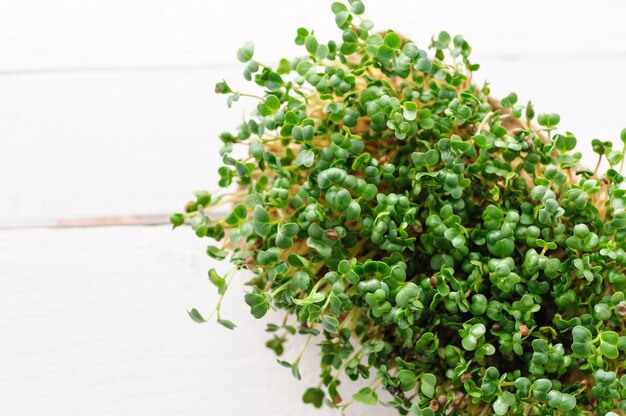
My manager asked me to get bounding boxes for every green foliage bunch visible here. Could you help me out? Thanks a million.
[173,2,626,414]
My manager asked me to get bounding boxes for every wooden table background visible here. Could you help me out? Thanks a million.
[1,1,625,414]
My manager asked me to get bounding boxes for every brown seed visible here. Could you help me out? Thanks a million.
[245,255,256,270]
[519,324,529,337]
[326,229,339,240]
[491,323,502,331]
[460,373,472,383]
[184,200,195,212]
[379,154,389,164]
[412,224,423,234]
[332,395,342,405]
[438,394,447,405]
[428,399,440,411]
[616,303,626,316]
[430,276,438,287]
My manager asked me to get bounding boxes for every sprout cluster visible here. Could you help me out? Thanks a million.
[173,2,626,415]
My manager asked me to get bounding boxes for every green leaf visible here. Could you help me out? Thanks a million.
[547,391,576,411]
[600,331,620,359]
[345,201,361,221]
[444,227,466,248]
[253,205,272,237]
[187,308,207,323]
[276,222,299,249]
[224,204,247,225]
[403,101,418,120]
[287,253,310,268]
[253,205,270,221]
[353,387,378,406]
[318,167,347,189]
[302,387,324,408]
[237,41,255,62]
[245,293,270,319]
[330,2,347,13]
[398,369,417,391]
[415,57,432,72]
[350,1,365,14]
[537,112,560,128]
[421,373,437,398]
[433,31,451,49]
[571,325,593,358]
[306,237,332,257]
[315,43,329,60]
[293,292,325,305]
[376,44,395,61]
[290,271,310,291]
[206,245,228,260]
[257,247,279,266]
[295,148,315,168]
[554,134,577,151]
[338,259,350,274]
[265,336,284,355]
[305,36,318,55]
[169,213,185,228]
[335,11,351,28]
[214,80,232,94]
[412,149,439,167]
[280,222,299,237]
[322,315,339,333]
[208,268,226,294]
[395,282,419,308]
[533,379,552,402]
[473,134,492,149]
[264,95,281,114]
[384,32,402,49]
[227,93,240,108]
[515,377,531,398]
[217,318,237,330]
[461,323,486,351]
[493,391,515,415]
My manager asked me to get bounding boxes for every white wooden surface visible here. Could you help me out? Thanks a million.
[1,1,625,415]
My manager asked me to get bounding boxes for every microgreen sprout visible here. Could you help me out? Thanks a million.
[173,1,626,414]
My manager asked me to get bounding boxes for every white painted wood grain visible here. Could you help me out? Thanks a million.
[0,68,246,221]
[1,0,625,73]
[0,226,394,415]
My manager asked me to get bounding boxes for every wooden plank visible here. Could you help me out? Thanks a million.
[0,214,171,229]
[1,57,625,222]
[0,225,394,415]
[1,0,625,72]
[0,68,250,221]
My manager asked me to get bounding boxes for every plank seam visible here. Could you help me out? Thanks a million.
[0,212,227,230]
[2,51,626,77]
